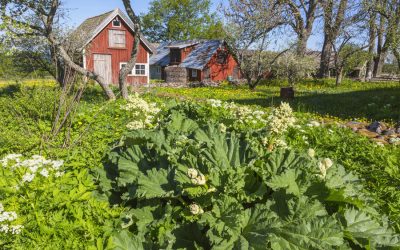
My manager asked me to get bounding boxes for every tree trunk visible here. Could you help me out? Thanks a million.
[296,33,308,57]
[365,11,376,82]
[373,52,387,77]
[120,0,142,100]
[48,35,116,100]
[319,37,333,78]
[336,67,343,86]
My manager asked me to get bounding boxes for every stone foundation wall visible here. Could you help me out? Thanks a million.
[165,66,187,83]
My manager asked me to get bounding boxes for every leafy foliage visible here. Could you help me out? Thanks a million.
[97,109,400,249]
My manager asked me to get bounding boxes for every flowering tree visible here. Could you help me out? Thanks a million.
[224,0,286,90]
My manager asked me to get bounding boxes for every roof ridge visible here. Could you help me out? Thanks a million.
[84,10,113,20]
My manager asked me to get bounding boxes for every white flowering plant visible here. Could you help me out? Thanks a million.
[121,92,162,130]
[0,154,121,247]
[97,110,400,249]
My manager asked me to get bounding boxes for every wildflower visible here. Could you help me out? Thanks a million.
[22,173,35,183]
[189,203,204,215]
[207,187,217,193]
[207,99,222,108]
[55,171,65,177]
[10,225,23,234]
[0,154,22,167]
[307,121,321,127]
[308,148,315,158]
[126,120,145,130]
[52,160,64,170]
[40,168,49,178]
[0,224,9,233]
[261,137,269,146]
[266,102,296,135]
[219,123,227,133]
[318,158,334,179]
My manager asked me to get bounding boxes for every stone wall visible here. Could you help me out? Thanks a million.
[165,66,187,83]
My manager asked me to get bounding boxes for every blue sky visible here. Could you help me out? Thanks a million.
[63,0,322,50]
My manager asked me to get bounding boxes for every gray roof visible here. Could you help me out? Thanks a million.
[150,40,223,70]
[70,8,154,53]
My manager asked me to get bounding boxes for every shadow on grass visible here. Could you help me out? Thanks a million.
[235,87,400,121]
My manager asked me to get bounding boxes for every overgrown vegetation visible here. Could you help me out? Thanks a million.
[1,82,400,248]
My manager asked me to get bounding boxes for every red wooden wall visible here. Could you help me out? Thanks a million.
[85,16,151,85]
[204,47,240,82]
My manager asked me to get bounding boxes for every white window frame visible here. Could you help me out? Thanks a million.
[112,17,121,27]
[120,62,148,76]
[191,69,198,78]
[133,64,147,76]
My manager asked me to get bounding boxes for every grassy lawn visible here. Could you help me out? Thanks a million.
[152,80,400,122]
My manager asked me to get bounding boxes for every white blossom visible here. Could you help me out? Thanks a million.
[40,168,49,178]
[10,225,23,234]
[187,168,198,179]
[22,173,35,183]
[308,149,315,158]
[267,102,296,135]
[219,123,227,133]
[189,203,204,215]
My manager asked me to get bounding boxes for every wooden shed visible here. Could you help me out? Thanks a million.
[71,8,154,85]
[150,40,241,83]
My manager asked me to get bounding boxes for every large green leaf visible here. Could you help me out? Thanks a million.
[135,168,175,199]
[106,230,144,250]
[340,208,400,248]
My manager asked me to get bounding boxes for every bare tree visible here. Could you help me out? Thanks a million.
[279,0,320,56]
[0,0,116,99]
[224,0,286,89]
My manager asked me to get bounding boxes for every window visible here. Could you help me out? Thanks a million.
[156,66,161,73]
[112,18,121,27]
[120,63,147,76]
[170,49,181,64]
[216,50,228,64]
[191,69,198,78]
[109,30,126,48]
[135,64,146,75]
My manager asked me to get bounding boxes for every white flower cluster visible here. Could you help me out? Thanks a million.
[122,93,161,130]
[187,168,206,185]
[307,121,321,127]
[206,99,267,126]
[266,102,296,135]
[0,154,65,183]
[189,203,204,215]
[318,158,333,179]
[0,203,23,235]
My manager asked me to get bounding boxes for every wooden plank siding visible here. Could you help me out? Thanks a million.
[204,47,240,82]
[85,16,151,85]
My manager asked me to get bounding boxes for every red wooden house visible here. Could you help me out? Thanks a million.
[150,40,241,83]
[72,9,154,85]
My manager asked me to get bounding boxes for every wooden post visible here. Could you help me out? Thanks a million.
[280,87,295,99]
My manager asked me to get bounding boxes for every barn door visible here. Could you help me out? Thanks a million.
[204,67,211,80]
[94,54,112,84]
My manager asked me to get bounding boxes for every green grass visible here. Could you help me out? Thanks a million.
[150,80,400,122]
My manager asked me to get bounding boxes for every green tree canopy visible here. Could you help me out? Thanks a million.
[141,0,225,42]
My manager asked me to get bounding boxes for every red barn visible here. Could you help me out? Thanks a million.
[150,40,241,83]
[72,8,153,85]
